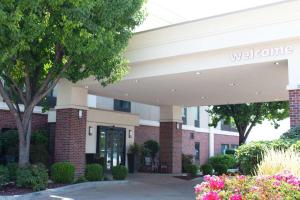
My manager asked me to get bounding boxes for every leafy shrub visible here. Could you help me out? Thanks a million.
[75,176,87,184]
[16,164,48,191]
[182,154,193,173]
[201,164,213,175]
[112,165,128,180]
[186,164,198,177]
[208,154,236,170]
[280,125,300,140]
[195,173,300,199]
[0,165,9,188]
[256,148,300,176]
[0,130,18,161]
[128,143,141,155]
[85,164,103,181]
[144,140,159,159]
[225,149,235,155]
[51,162,75,184]
[214,164,228,175]
[236,139,297,175]
[7,162,18,181]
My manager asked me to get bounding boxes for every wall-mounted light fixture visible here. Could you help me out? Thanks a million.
[128,130,132,138]
[176,122,181,130]
[88,126,93,136]
[78,110,83,119]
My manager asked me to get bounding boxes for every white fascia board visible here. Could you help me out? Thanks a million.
[139,119,160,127]
[0,102,47,114]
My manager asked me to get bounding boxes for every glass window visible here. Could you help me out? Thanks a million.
[194,107,200,127]
[114,99,131,112]
[182,107,187,125]
[231,144,239,149]
[195,142,200,161]
[221,144,229,154]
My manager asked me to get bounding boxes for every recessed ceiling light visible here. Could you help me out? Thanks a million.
[196,71,202,75]
[124,93,129,96]
[274,61,280,65]
[201,96,207,100]
[171,89,176,92]
[84,86,89,89]
[255,91,261,95]
[135,79,139,83]
[229,83,236,87]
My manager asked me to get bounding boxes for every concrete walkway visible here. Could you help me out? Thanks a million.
[33,173,202,200]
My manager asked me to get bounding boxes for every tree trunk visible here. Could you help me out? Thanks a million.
[17,115,32,167]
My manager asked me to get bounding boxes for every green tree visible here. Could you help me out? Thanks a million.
[208,102,289,145]
[0,0,145,167]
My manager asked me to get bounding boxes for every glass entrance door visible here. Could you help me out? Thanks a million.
[97,126,126,171]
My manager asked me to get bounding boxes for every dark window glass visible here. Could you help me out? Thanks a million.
[190,132,194,139]
[182,107,187,125]
[231,144,239,149]
[221,144,229,154]
[195,142,200,161]
[114,99,131,112]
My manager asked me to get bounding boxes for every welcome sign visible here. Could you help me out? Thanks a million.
[231,46,294,62]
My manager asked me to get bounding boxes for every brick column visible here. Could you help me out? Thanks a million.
[159,105,182,174]
[55,109,87,176]
[160,122,182,173]
[289,89,300,127]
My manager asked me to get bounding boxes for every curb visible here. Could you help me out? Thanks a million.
[0,180,128,200]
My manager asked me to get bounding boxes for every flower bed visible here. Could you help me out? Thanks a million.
[195,171,300,200]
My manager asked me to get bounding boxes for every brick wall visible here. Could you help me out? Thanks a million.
[55,109,87,176]
[214,134,239,155]
[182,130,209,165]
[160,122,182,173]
[289,89,300,127]
[134,125,159,145]
[0,109,48,131]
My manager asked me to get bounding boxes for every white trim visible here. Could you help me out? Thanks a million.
[182,125,209,134]
[182,124,239,136]
[0,102,47,114]
[287,84,300,90]
[139,119,160,127]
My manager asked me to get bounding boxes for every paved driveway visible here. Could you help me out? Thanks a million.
[34,173,201,200]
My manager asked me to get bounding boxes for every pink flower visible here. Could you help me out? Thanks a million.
[207,176,225,190]
[273,180,281,187]
[237,175,246,180]
[202,191,220,200]
[230,194,242,200]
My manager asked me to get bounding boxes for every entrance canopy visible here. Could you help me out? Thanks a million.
[76,1,300,107]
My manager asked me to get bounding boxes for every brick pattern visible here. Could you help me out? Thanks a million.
[182,130,209,165]
[0,110,47,131]
[134,125,160,145]
[289,90,300,127]
[159,122,182,173]
[214,134,239,155]
[55,109,87,176]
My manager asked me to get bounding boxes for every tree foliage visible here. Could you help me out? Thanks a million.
[0,0,145,166]
[208,102,289,144]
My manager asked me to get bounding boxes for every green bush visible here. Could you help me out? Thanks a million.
[201,164,213,175]
[182,154,193,173]
[30,144,49,165]
[208,154,236,169]
[112,165,128,180]
[85,164,103,181]
[16,164,48,191]
[0,165,9,188]
[225,149,236,155]
[7,162,18,181]
[280,125,300,140]
[0,130,18,161]
[186,164,198,177]
[51,162,75,184]
[75,176,87,184]
[235,139,297,175]
[214,164,228,175]
[144,140,159,159]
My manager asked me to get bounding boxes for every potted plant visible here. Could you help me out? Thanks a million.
[127,143,141,173]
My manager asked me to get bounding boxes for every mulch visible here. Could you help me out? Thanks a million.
[0,182,67,196]
[174,175,202,180]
